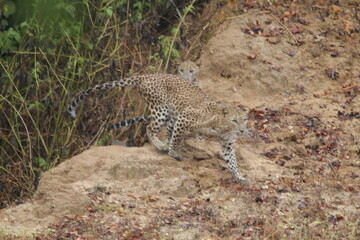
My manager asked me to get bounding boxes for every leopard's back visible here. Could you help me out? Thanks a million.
[137,73,208,112]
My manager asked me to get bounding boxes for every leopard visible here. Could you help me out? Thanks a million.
[68,73,249,184]
[108,60,199,131]
[177,60,199,84]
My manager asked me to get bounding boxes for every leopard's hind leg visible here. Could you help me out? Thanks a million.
[167,110,198,160]
[164,117,177,145]
[146,106,170,152]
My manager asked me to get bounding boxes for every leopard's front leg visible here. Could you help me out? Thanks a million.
[221,139,247,184]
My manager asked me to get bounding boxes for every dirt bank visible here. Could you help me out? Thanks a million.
[1,2,359,239]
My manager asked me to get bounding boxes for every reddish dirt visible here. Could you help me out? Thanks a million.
[1,1,359,239]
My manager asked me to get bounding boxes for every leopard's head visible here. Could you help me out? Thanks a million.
[177,61,199,84]
[216,105,249,140]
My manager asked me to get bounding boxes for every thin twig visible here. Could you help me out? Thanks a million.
[170,0,188,28]
[327,161,339,179]
[273,17,299,45]
[86,119,108,148]
[338,84,358,93]
[225,11,271,21]
[185,22,209,57]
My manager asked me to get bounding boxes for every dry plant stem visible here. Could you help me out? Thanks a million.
[170,0,188,28]
[339,84,357,92]
[0,166,34,193]
[0,62,34,159]
[39,48,67,92]
[0,95,29,157]
[224,15,246,21]
[273,16,299,45]
[126,0,130,37]
[86,120,108,148]
[164,0,197,70]
[185,22,209,58]
[0,131,22,161]
[225,11,271,20]
[327,161,339,179]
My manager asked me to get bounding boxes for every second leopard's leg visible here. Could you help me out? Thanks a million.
[146,107,169,152]
[220,139,247,184]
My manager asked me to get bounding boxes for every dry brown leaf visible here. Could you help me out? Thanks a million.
[245,0,254,7]
[341,19,354,34]
[266,37,280,44]
[331,5,342,13]
[227,0,236,9]
[247,54,257,60]
[291,24,301,34]
[128,194,137,199]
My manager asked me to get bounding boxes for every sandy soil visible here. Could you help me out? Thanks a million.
[1,2,359,239]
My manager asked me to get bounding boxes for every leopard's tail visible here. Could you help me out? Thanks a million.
[108,116,151,131]
[67,76,142,119]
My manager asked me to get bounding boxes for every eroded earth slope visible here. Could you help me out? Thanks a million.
[1,2,359,239]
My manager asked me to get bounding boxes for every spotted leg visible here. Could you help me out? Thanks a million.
[168,116,191,161]
[220,139,247,184]
[146,106,169,152]
[164,117,176,145]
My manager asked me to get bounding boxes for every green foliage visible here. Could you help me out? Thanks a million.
[98,134,111,146]
[159,34,180,59]
[2,0,16,17]
[0,0,86,55]
[0,27,21,54]
[34,156,50,170]
[0,0,19,54]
